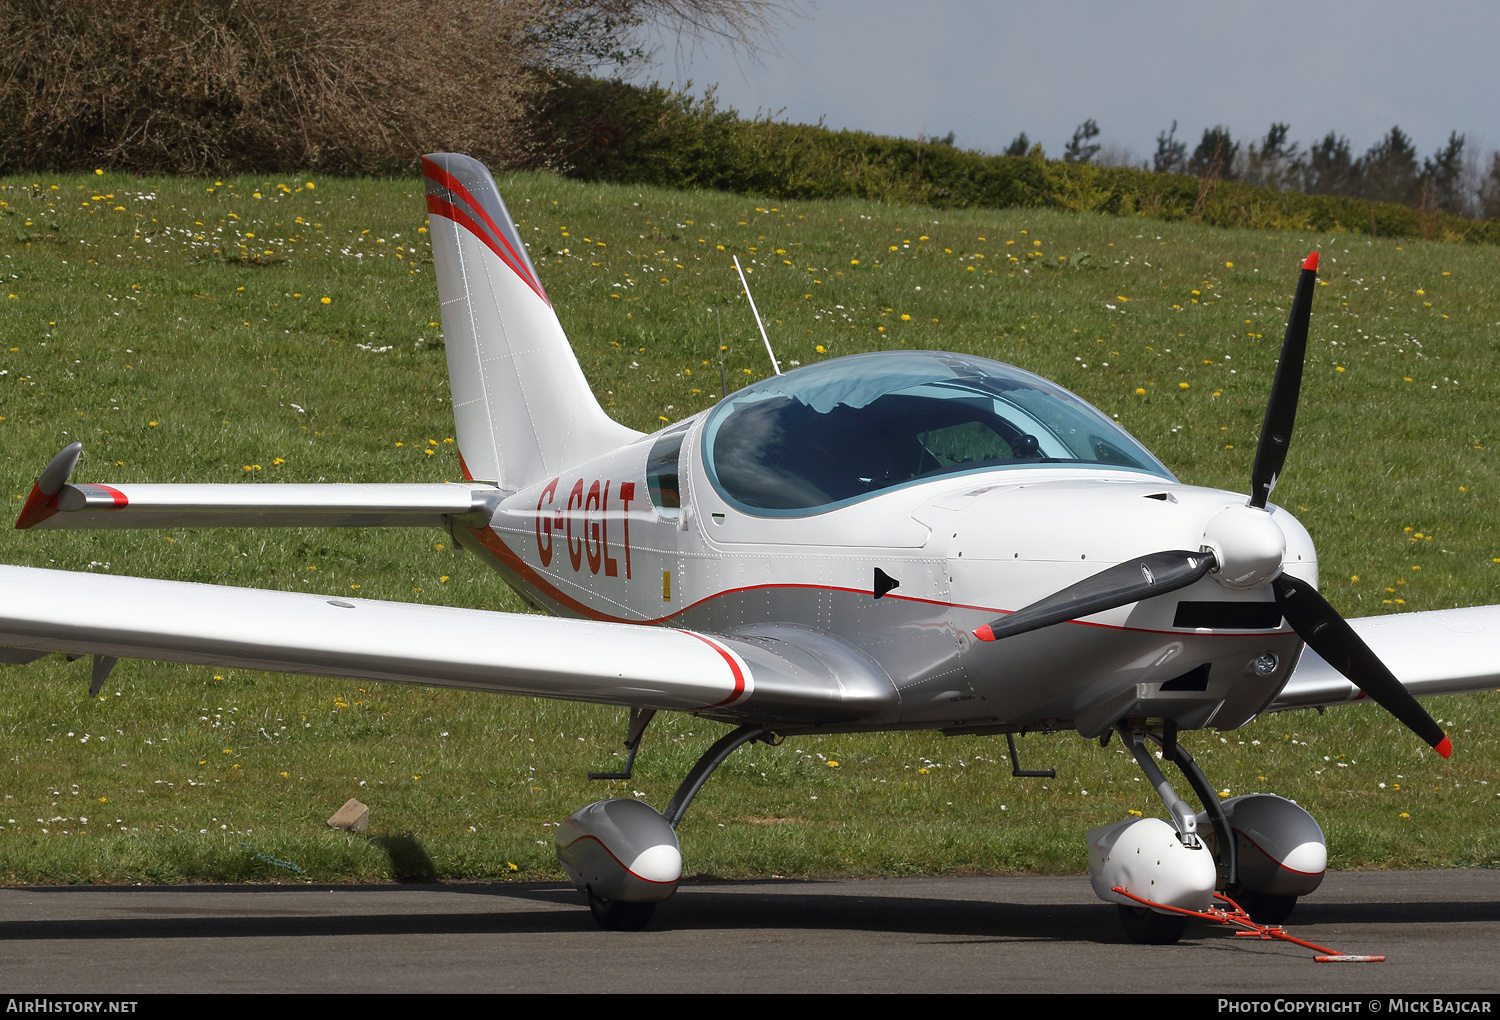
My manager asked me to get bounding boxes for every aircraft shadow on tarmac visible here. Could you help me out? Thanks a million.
[2,881,1496,945]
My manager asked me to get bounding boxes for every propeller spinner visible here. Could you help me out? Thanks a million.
[973,252,1451,758]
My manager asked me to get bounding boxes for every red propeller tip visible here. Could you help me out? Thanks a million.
[973,625,995,643]
[1302,251,1319,272]
[1434,735,1452,759]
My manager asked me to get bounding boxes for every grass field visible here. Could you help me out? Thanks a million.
[1,169,1498,885]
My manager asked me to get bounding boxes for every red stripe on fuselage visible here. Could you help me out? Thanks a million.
[463,525,1294,639]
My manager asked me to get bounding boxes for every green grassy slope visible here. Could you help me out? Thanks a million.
[0,169,1497,884]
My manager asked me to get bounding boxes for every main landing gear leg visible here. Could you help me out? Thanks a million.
[664,724,771,828]
[557,724,775,931]
[593,725,768,929]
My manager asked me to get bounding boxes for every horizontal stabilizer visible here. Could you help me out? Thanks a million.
[16,482,498,530]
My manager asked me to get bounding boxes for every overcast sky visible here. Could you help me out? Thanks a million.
[630,1,1500,165]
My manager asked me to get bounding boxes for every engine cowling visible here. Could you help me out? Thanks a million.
[555,798,683,903]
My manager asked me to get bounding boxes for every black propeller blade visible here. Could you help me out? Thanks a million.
[972,550,1215,643]
[1249,251,1319,509]
[1273,574,1450,758]
[970,253,1451,759]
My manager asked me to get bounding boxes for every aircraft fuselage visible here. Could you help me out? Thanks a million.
[458,408,1314,739]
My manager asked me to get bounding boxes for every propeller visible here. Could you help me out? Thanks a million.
[1249,252,1318,508]
[971,252,1452,758]
[1272,574,1450,757]
[972,550,1214,643]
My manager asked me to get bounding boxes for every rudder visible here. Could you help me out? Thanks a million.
[422,153,639,489]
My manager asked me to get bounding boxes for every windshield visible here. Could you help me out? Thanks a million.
[702,351,1173,514]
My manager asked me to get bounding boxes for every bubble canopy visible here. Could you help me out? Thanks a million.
[701,351,1174,515]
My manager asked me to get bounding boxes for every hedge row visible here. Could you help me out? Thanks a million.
[541,75,1500,245]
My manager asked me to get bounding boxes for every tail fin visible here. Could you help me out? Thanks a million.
[422,153,640,489]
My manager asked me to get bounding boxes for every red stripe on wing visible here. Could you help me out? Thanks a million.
[678,631,748,707]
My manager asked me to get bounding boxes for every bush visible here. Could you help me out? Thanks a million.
[542,76,1500,245]
[0,0,547,174]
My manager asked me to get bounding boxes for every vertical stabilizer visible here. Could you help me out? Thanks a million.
[422,154,640,488]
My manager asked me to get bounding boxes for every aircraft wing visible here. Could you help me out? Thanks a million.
[0,566,898,726]
[1270,605,1500,712]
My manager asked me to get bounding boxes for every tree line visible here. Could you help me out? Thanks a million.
[5,2,1499,235]
[1014,120,1500,221]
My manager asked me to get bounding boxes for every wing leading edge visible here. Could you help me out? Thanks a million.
[0,566,899,726]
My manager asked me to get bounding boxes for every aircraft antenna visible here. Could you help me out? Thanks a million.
[732,256,781,375]
[715,307,728,396]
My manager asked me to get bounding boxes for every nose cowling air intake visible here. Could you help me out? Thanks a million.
[972,252,1452,759]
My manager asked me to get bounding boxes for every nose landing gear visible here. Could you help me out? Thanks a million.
[1089,722,1326,944]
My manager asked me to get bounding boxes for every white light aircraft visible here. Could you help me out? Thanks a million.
[5,155,1499,942]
